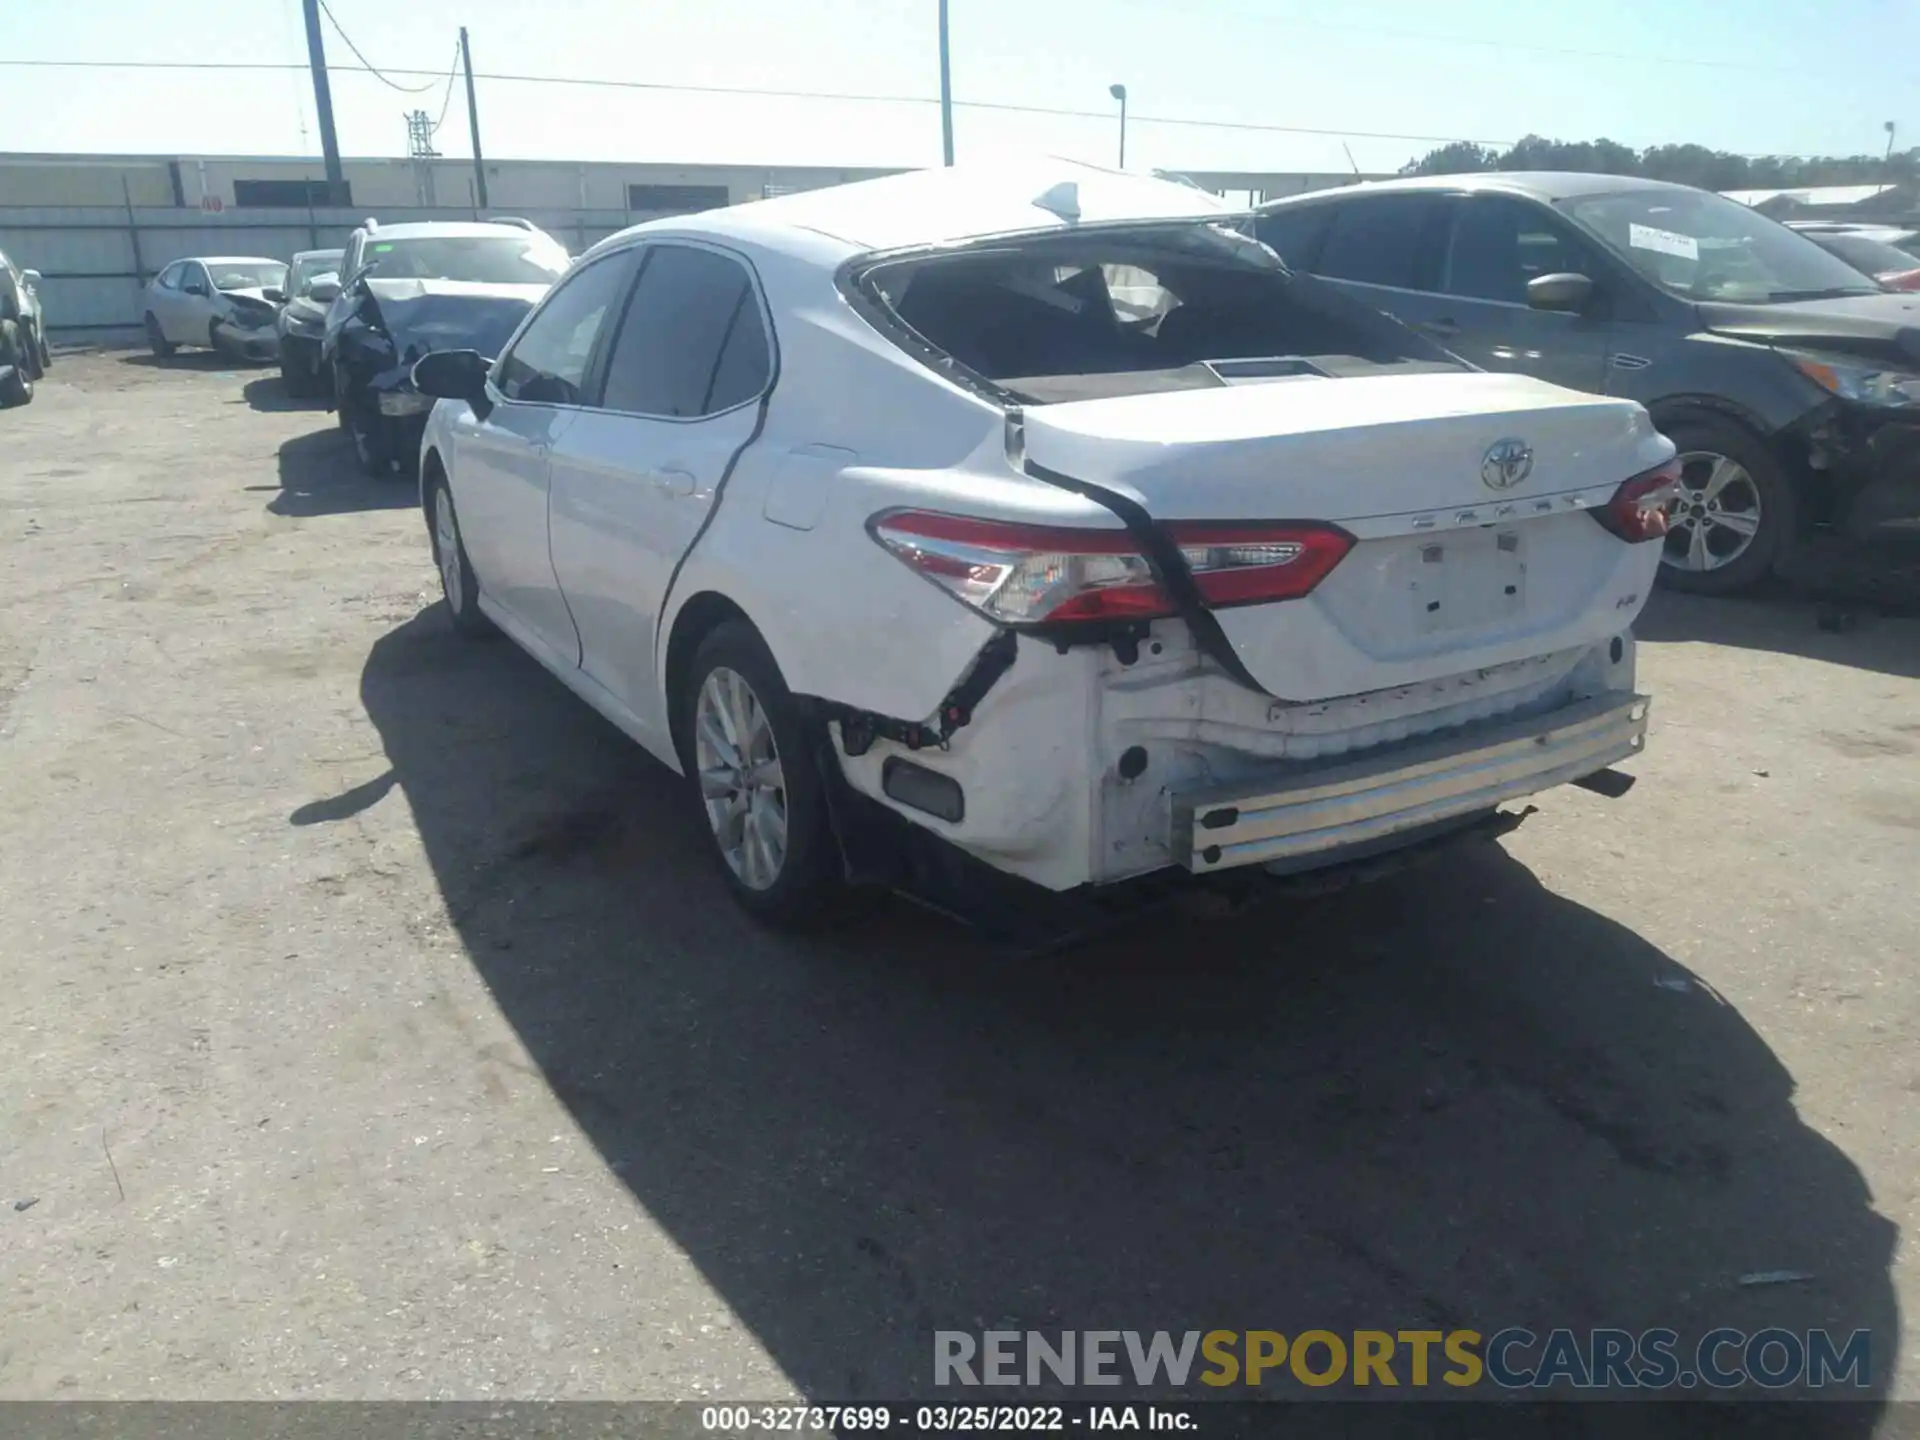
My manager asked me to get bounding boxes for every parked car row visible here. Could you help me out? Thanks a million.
[141,218,570,475]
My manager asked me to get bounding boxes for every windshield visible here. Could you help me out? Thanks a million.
[290,253,342,294]
[1562,189,1878,303]
[869,222,1463,403]
[1809,232,1918,279]
[208,262,289,292]
[364,236,568,285]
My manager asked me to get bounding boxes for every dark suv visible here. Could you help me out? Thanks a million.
[1255,173,1920,595]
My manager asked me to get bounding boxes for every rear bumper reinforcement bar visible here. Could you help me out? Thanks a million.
[1172,691,1650,874]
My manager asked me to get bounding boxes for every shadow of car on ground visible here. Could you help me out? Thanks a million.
[117,349,271,373]
[268,426,417,518]
[297,607,1900,1423]
[242,375,329,414]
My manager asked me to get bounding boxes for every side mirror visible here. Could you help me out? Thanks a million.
[412,349,492,416]
[185,281,209,298]
[262,286,287,305]
[307,276,341,304]
[1527,272,1595,314]
[21,270,40,287]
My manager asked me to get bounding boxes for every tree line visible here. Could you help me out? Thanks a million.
[1400,136,1916,192]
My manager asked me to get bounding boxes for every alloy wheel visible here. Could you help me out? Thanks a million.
[1662,450,1764,573]
[693,666,788,891]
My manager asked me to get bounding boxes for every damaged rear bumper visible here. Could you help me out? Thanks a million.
[1171,691,1650,874]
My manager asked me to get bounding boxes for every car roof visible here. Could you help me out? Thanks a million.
[1257,171,1712,209]
[356,221,554,242]
[292,248,344,260]
[596,159,1236,263]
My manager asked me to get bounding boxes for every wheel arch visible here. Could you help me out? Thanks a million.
[419,443,447,512]
[662,591,758,768]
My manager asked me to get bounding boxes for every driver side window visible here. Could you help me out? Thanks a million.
[1444,197,1600,305]
[492,251,639,406]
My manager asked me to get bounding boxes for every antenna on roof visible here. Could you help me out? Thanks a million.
[1342,143,1362,179]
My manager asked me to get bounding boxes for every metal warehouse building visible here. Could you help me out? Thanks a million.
[0,152,1370,342]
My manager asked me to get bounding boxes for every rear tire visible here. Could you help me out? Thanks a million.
[145,313,175,359]
[677,620,843,928]
[1654,414,1797,597]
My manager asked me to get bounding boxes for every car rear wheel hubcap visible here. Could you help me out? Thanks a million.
[1662,450,1763,573]
[694,666,786,891]
[434,490,463,611]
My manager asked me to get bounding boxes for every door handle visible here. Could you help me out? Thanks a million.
[648,468,697,497]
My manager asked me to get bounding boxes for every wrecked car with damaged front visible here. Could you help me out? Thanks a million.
[412,161,1671,931]
[324,220,567,475]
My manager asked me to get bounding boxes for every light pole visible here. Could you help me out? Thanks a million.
[1885,121,1898,184]
[1109,83,1128,169]
[939,0,955,166]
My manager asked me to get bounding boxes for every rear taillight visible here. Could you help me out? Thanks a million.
[1594,458,1681,543]
[1882,268,1920,292]
[868,510,1353,626]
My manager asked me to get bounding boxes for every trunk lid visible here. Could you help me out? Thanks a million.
[1019,371,1672,701]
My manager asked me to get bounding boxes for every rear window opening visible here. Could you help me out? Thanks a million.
[860,224,1465,404]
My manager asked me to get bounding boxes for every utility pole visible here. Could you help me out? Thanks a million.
[300,0,346,202]
[938,0,954,166]
[1109,83,1127,169]
[461,27,489,210]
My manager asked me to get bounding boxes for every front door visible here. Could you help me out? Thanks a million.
[1424,195,1617,394]
[547,242,775,748]
[449,249,640,663]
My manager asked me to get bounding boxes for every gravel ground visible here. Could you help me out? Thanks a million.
[0,352,1916,1418]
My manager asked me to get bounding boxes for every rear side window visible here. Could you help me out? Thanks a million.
[600,245,769,417]
[1317,196,1446,290]
[1253,204,1333,269]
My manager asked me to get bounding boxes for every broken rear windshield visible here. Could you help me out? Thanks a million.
[863,223,1464,403]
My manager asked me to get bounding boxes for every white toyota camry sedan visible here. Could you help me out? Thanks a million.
[411,161,1674,927]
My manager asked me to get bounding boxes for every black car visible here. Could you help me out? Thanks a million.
[1256,173,1920,595]
[323,220,569,476]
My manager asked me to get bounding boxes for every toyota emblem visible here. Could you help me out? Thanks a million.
[1481,438,1534,490]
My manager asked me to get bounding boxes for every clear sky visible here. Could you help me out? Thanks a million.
[4,0,1918,177]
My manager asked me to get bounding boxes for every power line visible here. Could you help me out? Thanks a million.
[0,56,1887,159]
[313,0,437,93]
[428,41,462,134]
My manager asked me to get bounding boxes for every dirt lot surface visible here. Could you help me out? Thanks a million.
[1,352,1916,1418]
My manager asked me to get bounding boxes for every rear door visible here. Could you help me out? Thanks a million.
[1431,194,1615,392]
[547,242,774,746]
[449,248,639,661]
[1303,193,1457,339]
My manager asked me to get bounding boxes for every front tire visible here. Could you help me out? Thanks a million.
[145,312,175,359]
[337,365,393,477]
[1655,414,1797,596]
[678,621,842,927]
[0,321,33,407]
[426,476,495,638]
[279,339,316,397]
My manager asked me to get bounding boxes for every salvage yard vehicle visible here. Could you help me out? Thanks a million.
[323,219,568,476]
[0,249,49,408]
[1792,227,1920,291]
[412,162,1670,927]
[274,248,344,397]
[142,257,288,362]
[1257,174,1920,595]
